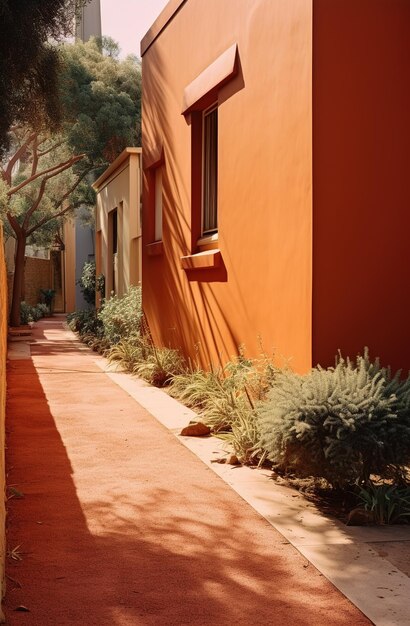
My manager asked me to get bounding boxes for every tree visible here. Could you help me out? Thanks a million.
[0,38,141,326]
[0,0,89,158]
[61,37,141,161]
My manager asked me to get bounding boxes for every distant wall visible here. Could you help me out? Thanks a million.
[75,218,95,310]
[94,149,142,299]
[64,221,76,313]
[24,258,51,307]
[0,224,7,616]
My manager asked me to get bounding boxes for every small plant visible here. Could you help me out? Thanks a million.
[7,545,23,561]
[132,345,186,387]
[40,288,55,309]
[354,482,410,525]
[106,338,149,371]
[169,349,278,463]
[219,404,265,464]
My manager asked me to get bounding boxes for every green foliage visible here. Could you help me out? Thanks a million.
[257,350,410,486]
[77,260,104,307]
[0,0,87,156]
[132,345,185,388]
[106,335,185,387]
[106,339,148,371]
[20,302,34,325]
[35,303,50,318]
[169,352,277,429]
[97,286,142,344]
[219,407,264,465]
[60,37,141,164]
[78,261,96,306]
[20,302,49,324]
[355,482,410,525]
[169,351,278,463]
[40,289,56,307]
[67,309,103,337]
[79,332,110,355]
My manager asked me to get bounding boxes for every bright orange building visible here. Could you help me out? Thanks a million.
[141,0,410,373]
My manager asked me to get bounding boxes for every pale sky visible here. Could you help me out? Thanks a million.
[100,0,170,58]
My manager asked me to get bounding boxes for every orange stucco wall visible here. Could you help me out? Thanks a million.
[312,0,410,371]
[142,0,313,371]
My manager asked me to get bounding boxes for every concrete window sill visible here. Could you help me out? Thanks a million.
[197,233,219,251]
[146,241,163,256]
[180,249,222,271]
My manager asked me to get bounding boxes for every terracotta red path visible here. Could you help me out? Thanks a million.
[4,319,370,625]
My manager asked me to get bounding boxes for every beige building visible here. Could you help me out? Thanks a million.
[93,148,142,299]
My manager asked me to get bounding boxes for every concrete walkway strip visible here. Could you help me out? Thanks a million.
[96,360,410,626]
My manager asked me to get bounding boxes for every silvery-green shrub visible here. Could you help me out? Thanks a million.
[257,350,410,486]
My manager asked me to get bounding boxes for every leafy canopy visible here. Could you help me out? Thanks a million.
[0,0,89,157]
[61,37,141,166]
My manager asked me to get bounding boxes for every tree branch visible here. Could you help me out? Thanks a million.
[22,156,87,230]
[26,203,74,236]
[31,135,39,177]
[8,153,85,196]
[37,139,66,157]
[4,132,38,185]
[25,167,91,236]
[6,212,23,238]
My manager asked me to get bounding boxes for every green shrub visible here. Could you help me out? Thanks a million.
[98,286,142,344]
[20,301,49,324]
[40,288,55,308]
[257,350,410,486]
[67,309,103,337]
[35,303,49,318]
[20,301,34,324]
[354,482,410,525]
[77,261,105,307]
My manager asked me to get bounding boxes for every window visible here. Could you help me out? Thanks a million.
[202,106,218,235]
[154,167,163,241]
[112,209,118,254]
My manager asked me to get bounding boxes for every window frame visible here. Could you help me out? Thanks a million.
[201,104,218,237]
[154,166,163,242]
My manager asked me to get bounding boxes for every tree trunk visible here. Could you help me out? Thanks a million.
[10,234,27,327]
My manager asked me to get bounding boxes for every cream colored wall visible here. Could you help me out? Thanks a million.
[0,224,7,619]
[63,220,76,312]
[95,152,142,299]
